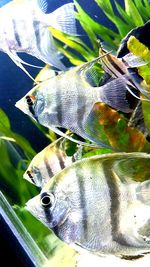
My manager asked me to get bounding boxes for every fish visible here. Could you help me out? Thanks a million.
[26,152,150,258]
[15,55,135,149]
[24,137,82,188]
[0,0,77,80]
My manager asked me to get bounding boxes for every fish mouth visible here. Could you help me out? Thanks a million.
[15,97,28,114]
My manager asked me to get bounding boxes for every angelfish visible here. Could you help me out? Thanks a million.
[15,56,134,148]
[0,0,77,79]
[26,152,150,258]
[24,137,82,188]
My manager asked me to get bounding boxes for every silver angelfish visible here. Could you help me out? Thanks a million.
[15,55,134,148]
[24,137,81,188]
[0,0,77,79]
[26,152,150,258]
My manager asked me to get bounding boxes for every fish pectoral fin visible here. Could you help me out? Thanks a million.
[9,51,43,69]
[7,50,37,82]
[34,27,66,70]
[48,126,99,148]
[97,77,139,113]
[45,3,77,35]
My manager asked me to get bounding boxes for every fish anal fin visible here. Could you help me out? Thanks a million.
[7,50,37,82]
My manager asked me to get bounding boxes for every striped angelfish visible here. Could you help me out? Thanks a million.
[26,152,150,258]
[15,55,136,149]
[0,0,77,80]
[24,137,81,188]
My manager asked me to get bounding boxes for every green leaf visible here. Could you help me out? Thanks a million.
[0,109,36,159]
[124,0,144,26]
[142,101,150,135]
[51,28,95,61]
[74,0,119,47]
[0,192,47,266]
[115,1,135,27]
[127,36,150,87]
[95,0,132,37]
[0,109,11,129]
[56,43,86,65]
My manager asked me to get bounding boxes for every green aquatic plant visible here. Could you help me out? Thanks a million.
[51,0,150,65]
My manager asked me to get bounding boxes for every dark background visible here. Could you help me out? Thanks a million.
[0,0,123,266]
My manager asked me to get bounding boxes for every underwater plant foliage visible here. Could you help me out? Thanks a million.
[0,0,150,266]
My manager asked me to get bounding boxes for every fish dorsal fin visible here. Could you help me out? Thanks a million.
[37,0,48,13]
[47,3,77,35]
[80,52,112,86]
[83,65,101,87]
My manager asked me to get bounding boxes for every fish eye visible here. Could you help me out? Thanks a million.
[40,192,55,208]
[27,170,33,179]
[26,95,35,106]
[26,170,35,183]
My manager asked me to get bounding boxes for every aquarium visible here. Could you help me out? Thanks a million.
[0,0,150,267]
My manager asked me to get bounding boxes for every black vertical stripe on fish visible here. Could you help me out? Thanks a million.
[76,87,87,134]
[76,165,88,240]
[55,84,63,125]
[102,161,132,247]
[12,19,22,47]
[33,21,41,52]
[27,170,35,184]
[44,157,54,178]
[57,150,66,170]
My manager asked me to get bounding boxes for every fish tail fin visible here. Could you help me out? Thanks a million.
[96,77,139,113]
[42,3,77,35]
[136,180,150,205]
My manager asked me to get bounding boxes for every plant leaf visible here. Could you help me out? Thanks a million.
[124,0,144,26]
